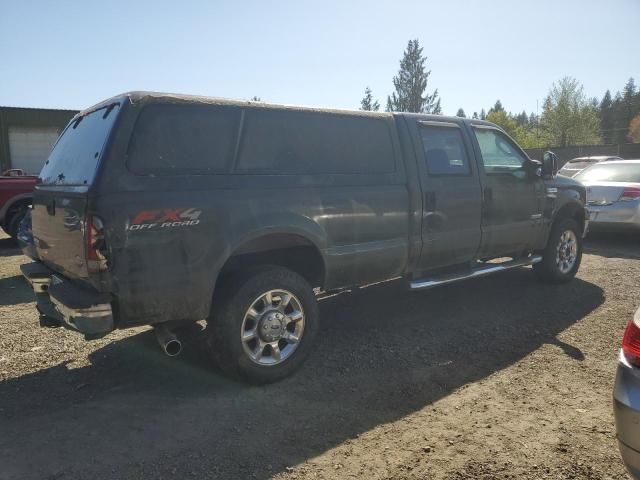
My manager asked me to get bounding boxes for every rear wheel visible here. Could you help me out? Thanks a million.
[533,218,582,283]
[206,266,319,384]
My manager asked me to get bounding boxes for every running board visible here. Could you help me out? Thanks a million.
[410,255,543,290]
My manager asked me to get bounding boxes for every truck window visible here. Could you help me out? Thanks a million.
[127,104,241,175]
[235,109,395,175]
[39,103,120,185]
[473,128,527,174]
[419,125,470,175]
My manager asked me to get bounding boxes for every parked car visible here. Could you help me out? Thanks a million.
[614,306,640,480]
[0,168,38,239]
[575,160,640,232]
[558,156,623,178]
[21,91,588,383]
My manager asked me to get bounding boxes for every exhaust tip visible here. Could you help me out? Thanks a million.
[155,324,182,357]
[164,339,182,357]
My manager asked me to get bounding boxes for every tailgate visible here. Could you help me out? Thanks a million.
[32,187,90,280]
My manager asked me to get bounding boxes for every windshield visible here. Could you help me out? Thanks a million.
[560,160,596,171]
[575,162,640,183]
[39,103,120,185]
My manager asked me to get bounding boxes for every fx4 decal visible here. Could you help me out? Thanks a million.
[127,208,202,231]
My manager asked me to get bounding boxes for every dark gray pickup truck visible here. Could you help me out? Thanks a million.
[21,92,587,383]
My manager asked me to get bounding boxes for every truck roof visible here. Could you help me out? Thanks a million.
[80,91,499,129]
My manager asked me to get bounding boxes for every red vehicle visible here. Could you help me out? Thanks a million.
[0,169,37,239]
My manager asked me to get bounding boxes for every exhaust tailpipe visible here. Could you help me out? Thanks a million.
[155,324,182,357]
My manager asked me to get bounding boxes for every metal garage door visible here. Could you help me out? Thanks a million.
[8,126,60,174]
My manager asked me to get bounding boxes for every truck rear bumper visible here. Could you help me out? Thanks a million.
[20,261,114,338]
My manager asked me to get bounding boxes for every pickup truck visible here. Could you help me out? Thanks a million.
[21,92,588,383]
[0,169,37,239]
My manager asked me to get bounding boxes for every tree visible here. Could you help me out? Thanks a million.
[479,108,486,120]
[489,100,504,114]
[629,115,640,143]
[456,108,466,118]
[540,77,601,147]
[486,110,520,139]
[386,39,441,113]
[472,112,479,119]
[515,110,529,127]
[250,96,262,101]
[360,87,380,111]
[599,90,614,144]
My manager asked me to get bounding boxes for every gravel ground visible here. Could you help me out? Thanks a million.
[0,231,638,480]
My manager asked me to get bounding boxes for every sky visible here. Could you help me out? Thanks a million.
[1,0,639,116]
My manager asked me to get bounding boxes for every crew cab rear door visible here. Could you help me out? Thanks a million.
[412,120,482,271]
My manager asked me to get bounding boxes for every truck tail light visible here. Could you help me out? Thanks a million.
[622,317,640,367]
[85,215,109,273]
[619,187,640,202]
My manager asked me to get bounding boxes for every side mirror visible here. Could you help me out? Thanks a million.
[523,158,542,178]
[542,151,559,177]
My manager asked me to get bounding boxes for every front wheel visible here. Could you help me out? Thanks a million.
[206,266,319,384]
[533,218,582,283]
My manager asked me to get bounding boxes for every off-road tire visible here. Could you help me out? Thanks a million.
[206,266,319,384]
[533,218,582,284]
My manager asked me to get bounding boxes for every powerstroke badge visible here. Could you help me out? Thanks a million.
[127,208,202,231]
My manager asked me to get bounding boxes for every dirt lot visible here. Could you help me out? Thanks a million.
[0,232,638,480]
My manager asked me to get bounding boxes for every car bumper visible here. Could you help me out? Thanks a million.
[614,351,640,479]
[20,261,114,339]
[588,202,640,232]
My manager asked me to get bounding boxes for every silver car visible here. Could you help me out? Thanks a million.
[558,155,623,178]
[614,306,640,479]
[575,160,640,232]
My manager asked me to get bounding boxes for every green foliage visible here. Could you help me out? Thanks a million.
[629,115,640,143]
[360,87,380,111]
[599,90,614,143]
[386,39,441,113]
[489,100,504,114]
[540,77,601,147]
[456,108,466,118]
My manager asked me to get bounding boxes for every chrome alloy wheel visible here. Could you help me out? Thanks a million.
[241,289,305,366]
[556,229,578,274]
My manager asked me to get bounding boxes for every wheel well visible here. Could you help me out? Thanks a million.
[218,234,325,289]
[3,198,31,228]
[554,202,585,232]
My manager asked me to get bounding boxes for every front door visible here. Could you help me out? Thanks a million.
[415,120,482,271]
[469,125,545,259]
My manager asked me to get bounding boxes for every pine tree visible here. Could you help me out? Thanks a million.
[360,87,380,111]
[456,108,466,118]
[599,90,614,144]
[386,39,440,113]
[480,108,486,120]
[472,112,479,119]
[489,100,504,114]
[515,110,529,127]
[250,96,262,101]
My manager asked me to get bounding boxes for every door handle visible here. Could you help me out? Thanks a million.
[424,191,437,211]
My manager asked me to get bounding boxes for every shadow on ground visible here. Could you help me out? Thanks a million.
[0,275,37,305]
[0,236,20,257]
[585,231,640,260]
[0,266,603,480]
